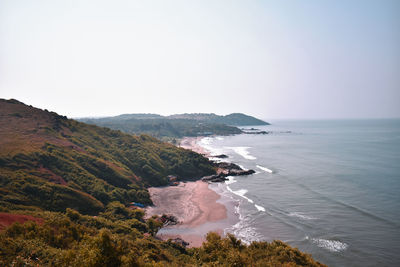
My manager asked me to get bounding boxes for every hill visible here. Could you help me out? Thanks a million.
[168,112,269,126]
[0,99,215,214]
[0,99,324,266]
[78,112,268,138]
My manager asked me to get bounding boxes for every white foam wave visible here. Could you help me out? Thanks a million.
[226,147,256,160]
[198,137,224,156]
[225,206,263,244]
[237,164,246,170]
[256,165,273,174]
[226,187,254,203]
[288,212,316,220]
[308,237,349,252]
[225,176,237,185]
[199,137,213,146]
[216,137,224,140]
[255,204,266,212]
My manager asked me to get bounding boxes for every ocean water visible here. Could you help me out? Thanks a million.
[201,119,400,267]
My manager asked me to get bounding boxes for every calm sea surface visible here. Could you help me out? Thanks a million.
[201,119,400,267]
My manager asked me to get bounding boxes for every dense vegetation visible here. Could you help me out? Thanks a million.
[168,113,270,126]
[0,99,324,266]
[0,99,215,214]
[78,112,268,138]
[0,207,326,266]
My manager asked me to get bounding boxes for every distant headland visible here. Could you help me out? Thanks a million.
[78,112,269,139]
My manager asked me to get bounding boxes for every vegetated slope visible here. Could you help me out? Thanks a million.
[79,112,268,138]
[0,99,215,214]
[0,208,326,267]
[168,112,270,126]
[81,117,242,138]
[0,99,325,266]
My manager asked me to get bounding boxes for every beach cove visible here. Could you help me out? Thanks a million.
[145,137,239,247]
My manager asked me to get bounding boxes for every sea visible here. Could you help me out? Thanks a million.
[199,119,400,267]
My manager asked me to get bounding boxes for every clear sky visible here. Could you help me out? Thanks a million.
[1,0,399,119]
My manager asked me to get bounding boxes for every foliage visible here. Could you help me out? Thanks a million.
[79,112,270,138]
[0,99,325,266]
[80,117,243,138]
[0,209,326,266]
[0,99,215,214]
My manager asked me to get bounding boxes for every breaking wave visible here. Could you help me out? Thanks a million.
[255,204,266,212]
[256,165,274,173]
[288,212,316,220]
[307,236,349,252]
[225,146,256,160]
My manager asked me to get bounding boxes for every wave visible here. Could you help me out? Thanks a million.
[307,237,349,252]
[226,186,267,213]
[226,187,254,203]
[225,176,237,185]
[225,146,256,160]
[255,204,266,212]
[225,203,263,244]
[256,165,274,174]
[288,212,316,220]
[198,137,225,156]
[199,137,213,146]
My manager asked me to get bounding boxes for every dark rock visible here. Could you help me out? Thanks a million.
[201,168,255,183]
[216,162,242,170]
[243,131,269,135]
[201,174,228,183]
[227,169,256,176]
[169,237,189,247]
[160,214,179,226]
[213,154,228,158]
[241,127,260,131]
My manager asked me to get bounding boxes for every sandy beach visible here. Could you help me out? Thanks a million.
[146,136,236,247]
[146,180,227,247]
[179,137,210,156]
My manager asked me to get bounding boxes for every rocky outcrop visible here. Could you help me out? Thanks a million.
[201,173,228,183]
[213,154,228,158]
[169,237,189,247]
[160,214,179,226]
[243,130,269,135]
[202,162,255,183]
[215,162,242,170]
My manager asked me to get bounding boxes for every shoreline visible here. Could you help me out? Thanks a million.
[146,136,238,247]
[178,136,211,157]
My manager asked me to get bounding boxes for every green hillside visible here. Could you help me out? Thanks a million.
[0,99,325,266]
[79,112,268,138]
[0,99,215,214]
[168,112,270,126]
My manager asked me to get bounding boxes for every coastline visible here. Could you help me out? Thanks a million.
[178,136,211,157]
[145,136,238,247]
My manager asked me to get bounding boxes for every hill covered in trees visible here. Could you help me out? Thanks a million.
[78,112,268,138]
[0,99,325,266]
[0,99,215,214]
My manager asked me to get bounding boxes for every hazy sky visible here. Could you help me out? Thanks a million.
[1,0,399,119]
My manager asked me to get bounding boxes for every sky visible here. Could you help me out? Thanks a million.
[0,0,399,119]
